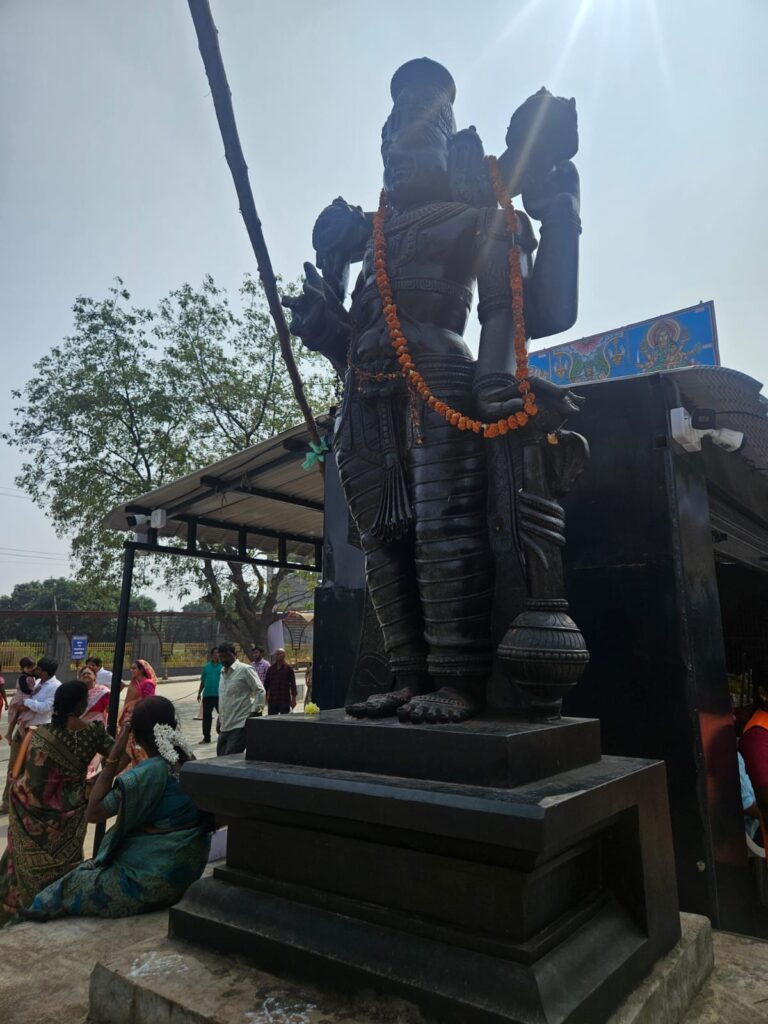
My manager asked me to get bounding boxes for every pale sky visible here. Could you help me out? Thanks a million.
[1,0,766,603]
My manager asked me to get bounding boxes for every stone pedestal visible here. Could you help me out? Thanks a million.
[172,711,681,1024]
[88,914,713,1024]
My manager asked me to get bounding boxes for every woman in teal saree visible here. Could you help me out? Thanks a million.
[20,696,211,921]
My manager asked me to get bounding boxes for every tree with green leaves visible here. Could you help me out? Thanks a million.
[0,576,156,613]
[3,276,336,650]
[0,576,156,643]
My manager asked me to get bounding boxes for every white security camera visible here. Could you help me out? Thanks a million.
[126,513,150,529]
[125,513,150,542]
[670,407,746,454]
[708,428,747,453]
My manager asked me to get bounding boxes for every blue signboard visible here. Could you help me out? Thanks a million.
[528,301,719,386]
[71,635,88,661]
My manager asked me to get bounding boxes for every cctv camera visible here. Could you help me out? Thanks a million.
[708,427,746,454]
[669,407,746,455]
[126,513,150,529]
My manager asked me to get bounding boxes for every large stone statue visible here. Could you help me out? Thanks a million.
[175,55,681,1024]
[284,58,586,723]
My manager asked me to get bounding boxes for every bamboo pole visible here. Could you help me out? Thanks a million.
[187,0,324,474]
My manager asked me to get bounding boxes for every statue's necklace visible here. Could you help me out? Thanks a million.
[372,155,538,438]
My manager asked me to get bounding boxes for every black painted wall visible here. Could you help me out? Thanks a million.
[562,373,757,933]
[312,451,366,711]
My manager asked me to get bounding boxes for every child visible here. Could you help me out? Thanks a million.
[0,675,7,726]
[4,660,36,742]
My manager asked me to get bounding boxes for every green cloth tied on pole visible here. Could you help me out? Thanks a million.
[302,437,330,471]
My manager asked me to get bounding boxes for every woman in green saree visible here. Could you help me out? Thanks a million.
[0,681,114,925]
[19,696,211,921]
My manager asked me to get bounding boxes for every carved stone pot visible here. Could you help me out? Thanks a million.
[497,598,589,717]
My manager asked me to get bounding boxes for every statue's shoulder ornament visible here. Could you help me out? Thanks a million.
[475,206,538,254]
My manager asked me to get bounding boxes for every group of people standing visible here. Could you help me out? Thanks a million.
[0,654,211,927]
[196,642,298,755]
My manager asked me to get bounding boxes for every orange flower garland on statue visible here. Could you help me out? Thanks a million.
[371,158,538,439]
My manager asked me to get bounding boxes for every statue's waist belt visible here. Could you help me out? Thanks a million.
[350,352,476,399]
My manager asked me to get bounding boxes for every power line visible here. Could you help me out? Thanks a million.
[0,546,71,558]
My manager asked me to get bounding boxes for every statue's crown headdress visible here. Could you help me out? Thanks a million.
[383,58,456,143]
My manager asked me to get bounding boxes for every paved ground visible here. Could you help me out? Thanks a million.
[0,912,767,1023]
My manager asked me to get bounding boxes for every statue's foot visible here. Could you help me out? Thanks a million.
[346,687,415,719]
[396,686,481,725]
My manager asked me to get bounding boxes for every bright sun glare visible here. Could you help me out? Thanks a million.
[492,0,669,95]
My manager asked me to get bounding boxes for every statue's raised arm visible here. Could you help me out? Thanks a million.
[475,89,582,423]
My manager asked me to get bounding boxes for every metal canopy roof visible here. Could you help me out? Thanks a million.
[573,365,768,475]
[103,365,767,572]
[672,365,768,477]
[103,423,325,571]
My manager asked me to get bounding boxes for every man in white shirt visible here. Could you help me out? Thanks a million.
[23,657,62,726]
[216,642,265,756]
[86,656,113,686]
[0,656,61,812]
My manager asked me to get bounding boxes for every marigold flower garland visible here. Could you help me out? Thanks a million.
[372,158,538,439]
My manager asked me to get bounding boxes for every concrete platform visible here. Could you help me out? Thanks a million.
[86,913,711,1024]
[2,909,767,1023]
[0,910,168,1024]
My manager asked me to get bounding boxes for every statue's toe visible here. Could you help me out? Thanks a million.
[424,706,438,724]
[396,703,414,723]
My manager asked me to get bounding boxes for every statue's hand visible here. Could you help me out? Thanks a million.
[282,263,349,358]
[522,160,580,221]
[313,198,371,271]
[475,375,584,433]
[474,375,525,422]
[529,377,585,433]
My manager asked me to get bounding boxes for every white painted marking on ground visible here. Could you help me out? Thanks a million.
[128,951,190,977]
[245,995,317,1023]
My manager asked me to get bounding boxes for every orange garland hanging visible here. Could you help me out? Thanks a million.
[371,156,538,439]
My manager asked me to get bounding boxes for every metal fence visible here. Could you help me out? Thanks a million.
[0,609,220,673]
[0,640,46,671]
[0,610,313,674]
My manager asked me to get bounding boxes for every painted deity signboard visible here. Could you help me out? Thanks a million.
[528,301,719,385]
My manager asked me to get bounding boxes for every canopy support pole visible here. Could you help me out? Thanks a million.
[93,541,135,854]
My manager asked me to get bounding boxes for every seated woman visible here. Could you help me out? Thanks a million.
[19,696,211,921]
[0,681,114,925]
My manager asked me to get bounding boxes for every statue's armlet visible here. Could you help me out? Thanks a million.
[475,208,537,324]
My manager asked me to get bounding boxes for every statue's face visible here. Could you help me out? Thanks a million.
[382,117,450,209]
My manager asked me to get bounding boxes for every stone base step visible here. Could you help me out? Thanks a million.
[89,913,712,1024]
